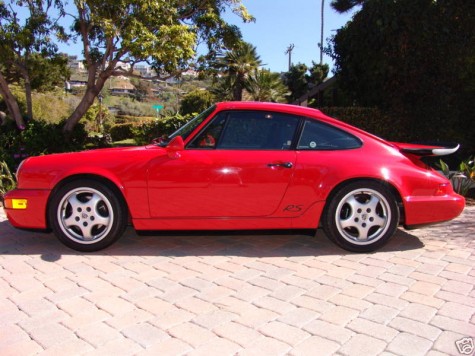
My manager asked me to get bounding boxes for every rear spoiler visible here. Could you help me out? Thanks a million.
[391,142,460,157]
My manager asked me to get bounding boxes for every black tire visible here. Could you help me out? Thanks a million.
[48,179,127,252]
[322,181,399,252]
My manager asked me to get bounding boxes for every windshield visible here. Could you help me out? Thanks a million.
[158,105,216,147]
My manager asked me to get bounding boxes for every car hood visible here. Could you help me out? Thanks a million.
[17,144,168,190]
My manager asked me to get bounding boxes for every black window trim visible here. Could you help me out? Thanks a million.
[295,117,363,151]
[186,109,304,151]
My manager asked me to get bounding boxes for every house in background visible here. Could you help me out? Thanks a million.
[109,78,136,96]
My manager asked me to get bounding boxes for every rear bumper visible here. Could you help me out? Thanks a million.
[3,189,50,229]
[403,193,465,227]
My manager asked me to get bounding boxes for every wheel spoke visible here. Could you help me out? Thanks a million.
[63,214,79,229]
[67,194,84,212]
[366,194,381,213]
[345,195,362,212]
[356,224,371,240]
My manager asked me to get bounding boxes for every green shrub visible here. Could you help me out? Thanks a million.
[132,114,193,145]
[109,123,135,141]
[0,160,16,202]
[0,119,87,169]
[320,107,408,142]
[179,89,214,116]
[32,90,73,123]
[438,157,475,196]
[20,119,87,155]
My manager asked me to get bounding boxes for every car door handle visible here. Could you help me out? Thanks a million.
[267,162,293,169]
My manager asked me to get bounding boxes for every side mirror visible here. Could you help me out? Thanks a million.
[167,136,184,159]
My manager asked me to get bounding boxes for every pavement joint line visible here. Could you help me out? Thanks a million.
[0,206,474,354]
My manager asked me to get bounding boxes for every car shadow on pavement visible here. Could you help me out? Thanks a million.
[0,220,424,260]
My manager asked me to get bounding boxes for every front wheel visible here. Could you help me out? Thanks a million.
[48,179,127,252]
[322,181,399,252]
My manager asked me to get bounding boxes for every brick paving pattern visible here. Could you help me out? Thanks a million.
[0,206,474,355]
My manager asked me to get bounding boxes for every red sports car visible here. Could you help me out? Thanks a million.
[3,102,464,252]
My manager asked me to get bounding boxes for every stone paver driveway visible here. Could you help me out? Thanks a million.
[1,206,474,355]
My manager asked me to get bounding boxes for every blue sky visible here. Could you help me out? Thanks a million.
[57,0,356,74]
[224,0,356,72]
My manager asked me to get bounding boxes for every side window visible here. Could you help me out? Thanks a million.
[218,111,299,150]
[188,113,226,149]
[297,119,362,150]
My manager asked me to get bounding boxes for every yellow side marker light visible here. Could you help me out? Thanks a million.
[4,199,28,209]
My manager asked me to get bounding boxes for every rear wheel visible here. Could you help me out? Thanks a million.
[322,181,399,252]
[48,179,127,252]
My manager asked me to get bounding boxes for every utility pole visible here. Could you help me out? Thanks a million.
[285,44,295,71]
[320,0,325,64]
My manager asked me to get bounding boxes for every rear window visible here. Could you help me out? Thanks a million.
[297,119,362,150]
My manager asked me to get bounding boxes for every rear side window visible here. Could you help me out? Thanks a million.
[297,119,362,150]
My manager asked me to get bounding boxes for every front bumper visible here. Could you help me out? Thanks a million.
[3,189,50,229]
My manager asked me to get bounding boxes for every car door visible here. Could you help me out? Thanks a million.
[147,110,301,218]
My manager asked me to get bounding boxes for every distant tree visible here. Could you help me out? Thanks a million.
[283,63,308,102]
[214,41,262,101]
[245,69,288,102]
[0,0,66,127]
[62,0,253,135]
[209,77,234,101]
[308,61,329,86]
[25,53,70,92]
[131,79,154,102]
[179,89,214,115]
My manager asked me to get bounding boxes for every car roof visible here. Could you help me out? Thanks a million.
[215,101,324,118]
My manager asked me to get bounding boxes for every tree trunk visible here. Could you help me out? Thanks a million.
[63,74,108,134]
[233,74,244,101]
[24,77,34,121]
[0,72,26,129]
[17,59,34,121]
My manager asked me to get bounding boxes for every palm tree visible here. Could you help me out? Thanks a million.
[216,42,262,101]
[245,69,289,102]
[209,77,234,101]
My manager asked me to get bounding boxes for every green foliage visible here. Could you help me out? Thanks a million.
[24,53,70,92]
[0,119,87,169]
[308,62,329,86]
[245,69,289,103]
[438,157,475,196]
[283,63,308,102]
[330,0,365,13]
[0,0,67,125]
[320,107,407,141]
[328,0,475,150]
[212,41,262,101]
[0,160,16,201]
[110,123,135,142]
[32,90,73,123]
[112,99,156,118]
[63,0,251,133]
[20,119,87,155]
[132,114,194,145]
[179,90,214,115]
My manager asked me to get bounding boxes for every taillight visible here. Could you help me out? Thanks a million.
[434,183,450,196]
